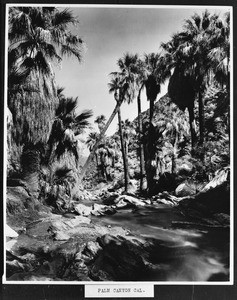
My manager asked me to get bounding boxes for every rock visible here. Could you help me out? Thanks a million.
[195,181,230,214]
[152,172,176,194]
[89,234,151,280]
[88,234,178,281]
[91,203,116,216]
[6,224,18,238]
[213,213,230,226]
[115,195,146,209]
[82,241,102,263]
[74,204,92,216]
[176,162,193,176]
[6,240,18,251]
[175,183,196,197]
[127,179,138,194]
[6,186,30,215]
[54,231,71,241]
[201,167,230,193]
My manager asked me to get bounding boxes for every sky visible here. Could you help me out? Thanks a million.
[54,5,230,140]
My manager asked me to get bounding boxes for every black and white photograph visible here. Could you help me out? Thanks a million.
[3,3,233,288]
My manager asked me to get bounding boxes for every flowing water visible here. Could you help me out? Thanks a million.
[92,203,230,282]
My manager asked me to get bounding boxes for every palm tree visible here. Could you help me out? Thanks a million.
[182,11,218,147]
[121,119,136,156]
[86,131,100,152]
[208,12,230,143]
[161,11,228,156]
[208,12,230,88]
[80,79,129,180]
[143,52,169,193]
[46,93,93,166]
[108,75,130,191]
[94,115,107,133]
[8,7,84,194]
[114,53,150,191]
[168,66,197,152]
[119,54,147,192]
[95,143,116,180]
[86,131,100,168]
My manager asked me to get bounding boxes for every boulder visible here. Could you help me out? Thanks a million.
[6,224,18,238]
[74,204,92,216]
[114,195,146,209]
[91,203,116,216]
[175,182,196,197]
[201,167,230,193]
[89,234,151,281]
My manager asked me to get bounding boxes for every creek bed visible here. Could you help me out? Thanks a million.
[91,204,230,281]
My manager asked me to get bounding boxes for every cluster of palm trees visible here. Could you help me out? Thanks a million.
[7,7,230,197]
[83,10,230,194]
[7,7,92,194]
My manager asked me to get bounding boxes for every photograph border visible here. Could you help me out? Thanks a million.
[1,0,236,298]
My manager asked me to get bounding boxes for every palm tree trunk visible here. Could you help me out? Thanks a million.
[149,99,155,125]
[146,98,156,194]
[188,106,196,154]
[137,87,146,192]
[172,130,179,174]
[118,107,129,192]
[198,91,204,145]
[21,144,40,195]
[80,100,122,180]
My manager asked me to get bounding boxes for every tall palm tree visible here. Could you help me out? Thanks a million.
[208,12,230,88]
[208,12,230,143]
[161,11,228,156]
[120,54,147,192]
[168,66,197,152]
[143,52,169,193]
[8,7,84,194]
[134,59,147,191]
[182,11,218,147]
[108,75,130,191]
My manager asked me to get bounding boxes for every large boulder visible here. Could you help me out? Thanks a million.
[178,167,230,214]
[175,182,197,197]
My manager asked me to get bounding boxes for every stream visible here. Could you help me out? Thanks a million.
[92,203,230,281]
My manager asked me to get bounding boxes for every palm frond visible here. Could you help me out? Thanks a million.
[52,9,78,28]
[60,44,82,62]
[74,109,93,129]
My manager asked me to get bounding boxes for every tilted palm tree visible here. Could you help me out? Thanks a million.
[8,7,84,194]
[80,73,130,181]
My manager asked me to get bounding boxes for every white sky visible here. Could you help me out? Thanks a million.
[54,5,230,138]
